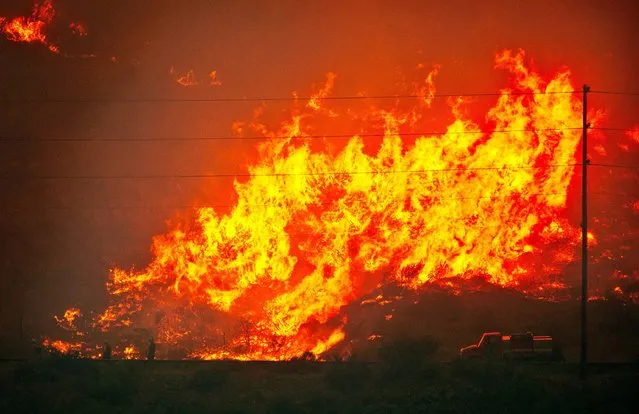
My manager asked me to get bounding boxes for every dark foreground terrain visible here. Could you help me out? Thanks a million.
[1,358,636,414]
[2,288,637,413]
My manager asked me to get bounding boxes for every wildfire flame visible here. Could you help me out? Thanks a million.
[54,307,81,331]
[0,0,57,52]
[69,22,86,36]
[0,0,87,53]
[170,68,222,87]
[122,345,139,360]
[43,338,82,355]
[210,70,222,86]
[54,49,600,360]
[174,68,198,87]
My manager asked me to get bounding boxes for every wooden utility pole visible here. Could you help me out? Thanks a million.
[580,84,590,380]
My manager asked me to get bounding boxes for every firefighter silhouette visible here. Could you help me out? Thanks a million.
[102,342,112,360]
[32,338,42,359]
[147,337,156,360]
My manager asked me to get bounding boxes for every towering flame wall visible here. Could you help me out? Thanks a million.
[47,49,600,361]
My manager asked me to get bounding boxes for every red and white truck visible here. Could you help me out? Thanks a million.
[460,332,564,362]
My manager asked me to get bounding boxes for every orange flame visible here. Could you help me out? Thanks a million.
[1,0,57,52]
[175,69,198,87]
[307,72,336,110]
[56,49,595,360]
[415,64,440,108]
[210,70,222,86]
[43,338,82,354]
[69,22,86,36]
[171,68,221,87]
[122,345,139,360]
[54,307,81,330]
[1,0,87,53]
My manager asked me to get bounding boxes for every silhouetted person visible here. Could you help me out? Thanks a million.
[32,338,42,359]
[102,342,112,360]
[147,337,156,361]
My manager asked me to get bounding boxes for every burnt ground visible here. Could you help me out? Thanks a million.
[0,359,637,414]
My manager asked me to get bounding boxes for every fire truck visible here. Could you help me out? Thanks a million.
[460,332,564,362]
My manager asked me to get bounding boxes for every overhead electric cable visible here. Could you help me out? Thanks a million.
[0,163,581,180]
[0,90,579,104]
[0,127,595,143]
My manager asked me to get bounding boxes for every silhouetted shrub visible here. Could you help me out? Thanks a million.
[361,402,403,414]
[13,360,99,386]
[378,336,440,378]
[324,351,344,362]
[46,358,100,379]
[275,359,321,374]
[304,394,341,414]
[86,366,140,405]
[323,362,373,391]
[214,408,255,414]
[13,362,58,383]
[265,398,302,414]
[449,356,482,376]
[296,351,317,361]
[449,357,521,385]
[188,368,230,392]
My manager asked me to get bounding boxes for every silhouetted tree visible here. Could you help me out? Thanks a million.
[239,318,253,353]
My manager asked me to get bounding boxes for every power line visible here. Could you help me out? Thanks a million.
[4,190,633,212]
[590,90,639,97]
[0,90,578,104]
[0,127,587,143]
[2,192,639,212]
[589,191,639,198]
[591,127,637,133]
[589,163,639,171]
[0,164,581,180]
[0,90,635,106]
[3,89,637,105]
[2,163,636,181]
[0,127,594,143]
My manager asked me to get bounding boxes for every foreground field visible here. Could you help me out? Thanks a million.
[1,359,636,414]
[2,289,637,413]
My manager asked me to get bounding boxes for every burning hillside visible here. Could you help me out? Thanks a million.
[44,49,636,361]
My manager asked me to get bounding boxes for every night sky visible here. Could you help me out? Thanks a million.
[1,0,637,347]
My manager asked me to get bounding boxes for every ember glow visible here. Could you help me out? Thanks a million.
[170,68,222,87]
[0,0,57,52]
[43,338,82,355]
[122,346,139,360]
[55,50,598,360]
[54,307,81,331]
[69,22,86,36]
[209,70,222,86]
[0,0,86,53]
[173,68,198,87]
